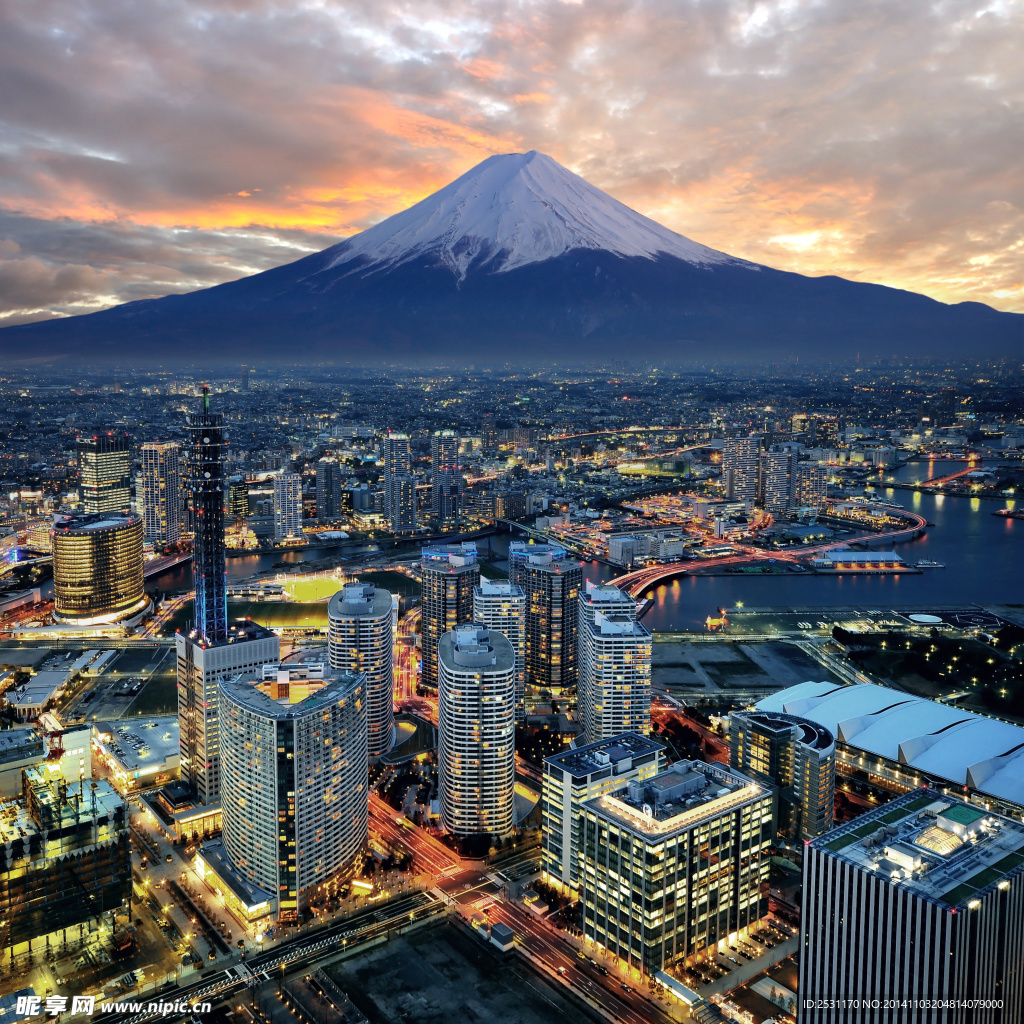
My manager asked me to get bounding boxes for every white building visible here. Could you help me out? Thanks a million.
[473,581,526,722]
[327,582,394,759]
[437,626,516,838]
[217,663,368,920]
[273,473,303,541]
[140,442,181,545]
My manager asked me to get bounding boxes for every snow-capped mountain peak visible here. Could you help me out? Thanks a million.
[320,150,738,280]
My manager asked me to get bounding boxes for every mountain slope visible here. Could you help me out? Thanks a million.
[1,151,1019,364]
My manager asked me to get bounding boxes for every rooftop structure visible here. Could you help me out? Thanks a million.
[92,716,180,792]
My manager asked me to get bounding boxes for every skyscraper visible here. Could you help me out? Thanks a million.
[794,462,828,510]
[316,457,344,520]
[140,441,182,545]
[722,435,760,508]
[759,450,795,512]
[328,582,394,759]
[419,543,480,691]
[78,433,131,513]
[508,542,582,694]
[177,388,279,807]
[473,580,526,721]
[431,429,461,530]
[218,664,368,920]
[273,472,303,540]
[801,790,1024,1023]
[383,432,415,533]
[437,626,516,838]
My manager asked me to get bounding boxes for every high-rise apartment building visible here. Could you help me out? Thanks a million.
[437,626,516,838]
[794,462,828,510]
[383,433,416,533]
[315,457,344,520]
[273,472,303,541]
[508,542,582,694]
[140,441,181,545]
[431,429,461,530]
[759,451,795,513]
[217,664,368,920]
[729,709,835,840]
[51,511,149,625]
[801,790,1024,1023]
[78,433,131,513]
[579,762,772,973]
[473,581,526,721]
[722,435,760,508]
[542,733,665,890]
[578,610,652,745]
[419,543,480,691]
[327,582,394,759]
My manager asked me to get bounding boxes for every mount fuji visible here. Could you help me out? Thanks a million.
[1,150,1019,364]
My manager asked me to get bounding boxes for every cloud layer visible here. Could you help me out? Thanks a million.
[1,0,1021,324]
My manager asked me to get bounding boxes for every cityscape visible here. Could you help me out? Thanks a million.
[0,2,1022,1023]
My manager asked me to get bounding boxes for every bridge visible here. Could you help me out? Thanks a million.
[143,552,192,579]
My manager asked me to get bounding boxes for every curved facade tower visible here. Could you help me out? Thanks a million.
[328,582,394,759]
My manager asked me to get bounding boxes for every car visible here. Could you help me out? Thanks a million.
[139,861,147,870]
[620,983,633,992]
[208,951,216,960]
[596,966,609,976]
[576,950,586,961]
[166,854,173,863]
[728,956,739,964]
[556,967,567,976]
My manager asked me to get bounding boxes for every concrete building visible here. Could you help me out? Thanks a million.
[759,451,795,513]
[542,733,666,890]
[92,716,179,794]
[431,429,461,529]
[801,789,1024,1023]
[77,432,131,514]
[473,580,526,721]
[508,541,582,694]
[273,472,303,541]
[722,436,760,508]
[729,709,835,840]
[420,542,480,691]
[315,457,344,520]
[51,511,149,626]
[578,611,652,745]
[579,761,772,973]
[437,626,516,838]
[383,433,415,534]
[140,441,181,545]
[327,582,394,759]
[794,462,828,510]
[756,681,1024,821]
[0,720,91,798]
[216,664,368,921]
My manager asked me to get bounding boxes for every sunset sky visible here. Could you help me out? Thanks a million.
[1,0,1021,326]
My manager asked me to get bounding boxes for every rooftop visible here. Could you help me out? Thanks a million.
[732,709,835,752]
[183,618,277,648]
[422,541,478,567]
[545,731,665,781]
[93,716,180,776]
[52,511,140,533]
[197,838,275,913]
[220,665,363,720]
[475,580,525,598]
[756,681,1024,809]
[439,625,516,672]
[590,611,650,638]
[328,581,392,618]
[813,788,1024,908]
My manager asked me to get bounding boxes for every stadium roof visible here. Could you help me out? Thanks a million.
[756,682,1024,810]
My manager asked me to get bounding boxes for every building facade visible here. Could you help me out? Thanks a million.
[315,457,344,520]
[801,790,1024,1023]
[273,472,303,541]
[383,433,415,533]
[542,733,666,890]
[759,451,795,513]
[722,436,760,508]
[437,626,516,838]
[579,762,772,973]
[431,429,461,529]
[473,581,526,721]
[140,441,182,545]
[77,433,131,514]
[218,665,368,920]
[420,543,480,691]
[794,462,829,510]
[327,582,394,759]
[51,511,149,625]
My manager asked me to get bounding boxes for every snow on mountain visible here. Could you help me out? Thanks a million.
[320,150,741,281]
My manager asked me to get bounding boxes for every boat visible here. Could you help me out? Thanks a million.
[993,509,1024,521]
[915,560,945,569]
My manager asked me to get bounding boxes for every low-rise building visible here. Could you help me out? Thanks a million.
[92,716,180,793]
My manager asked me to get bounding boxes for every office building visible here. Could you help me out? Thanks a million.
[801,790,1024,1023]
[473,581,526,721]
[316,457,344,520]
[729,709,835,840]
[0,766,130,957]
[383,432,416,533]
[437,626,516,838]
[140,441,182,545]
[431,429,461,529]
[51,511,149,626]
[722,436,760,508]
[328,582,394,759]
[794,462,828,510]
[579,762,772,973]
[177,389,280,808]
[226,475,250,518]
[77,433,131,514]
[420,543,480,691]
[578,611,652,745]
[508,542,582,694]
[759,451,795,513]
[542,733,665,890]
[273,472,303,541]
[217,664,368,921]
[756,682,1024,822]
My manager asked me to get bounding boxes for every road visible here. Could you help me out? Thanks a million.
[369,793,460,877]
